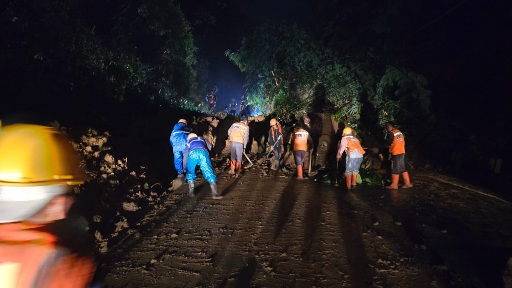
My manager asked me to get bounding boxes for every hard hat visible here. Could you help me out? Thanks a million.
[187,133,198,141]
[342,127,353,136]
[270,118,277,127]
[0,124,86,223]
[178,119,187,125]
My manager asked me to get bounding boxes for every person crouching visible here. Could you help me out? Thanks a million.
[184,133,222,199]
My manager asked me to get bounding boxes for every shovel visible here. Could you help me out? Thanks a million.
[334,160,339,187]
[308,149,313,174]
[265,135,282,160]
[243,151,254,168]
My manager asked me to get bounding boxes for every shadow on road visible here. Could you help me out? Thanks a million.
[273,179,299,241]
[301,184,323,259]
[335,191,376,288]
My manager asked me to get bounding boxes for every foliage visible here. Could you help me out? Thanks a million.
[226,25,322,116]
[0,0,197,109]
[372,65,433,128]
[227,24,433,138]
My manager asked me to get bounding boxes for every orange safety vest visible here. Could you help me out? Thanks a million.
[292,128,309,151]
[228,122,249,144]
[389,129,405,155]
[0,223,95,288]
[345,136,366,155]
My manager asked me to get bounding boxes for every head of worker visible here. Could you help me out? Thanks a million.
[240,117,248,124]
[385,122,395,132]
[342,127,353,137]
[270,118,278,127]
[187,133,198,142]
[178,118,187,126]
[0,124,86,225]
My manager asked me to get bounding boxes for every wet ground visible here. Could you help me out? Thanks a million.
[95,163,512,288]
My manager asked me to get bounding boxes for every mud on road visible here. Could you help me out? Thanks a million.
[95,159,512,288]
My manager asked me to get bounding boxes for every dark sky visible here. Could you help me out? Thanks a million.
[199,0,511,119]
[201,0,314,110]
[240,0,313,27]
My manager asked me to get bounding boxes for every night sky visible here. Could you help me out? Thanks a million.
[196,0,510,123]
[196,0,315,110]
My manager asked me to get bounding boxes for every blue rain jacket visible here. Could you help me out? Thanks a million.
[170,123,190,175]
[185,137,216,183]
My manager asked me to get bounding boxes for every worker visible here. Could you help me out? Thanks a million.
[170,118,191,179]
[290,121,313,179]
[0,124,95,288]
[229,98,237,115]
[336,127,366,189]
[239,96,248,117]
[205,86,218,112]
[385,122,413,189]
[227,117,250,177]
[184,133,222,199]
[268,118,284,173]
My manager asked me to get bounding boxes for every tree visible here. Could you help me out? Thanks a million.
[226,25,323,116]
[0,0,198,112]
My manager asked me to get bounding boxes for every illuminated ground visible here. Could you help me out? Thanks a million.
[93,117,512,287]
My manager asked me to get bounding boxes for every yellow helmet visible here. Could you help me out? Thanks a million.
[0,124,86,223]
[342,127,353,136]
[187,133,198,141]
[270,118,277,127]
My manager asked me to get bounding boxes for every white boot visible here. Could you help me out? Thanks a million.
[188,181,195,196]
[210,182,222,199]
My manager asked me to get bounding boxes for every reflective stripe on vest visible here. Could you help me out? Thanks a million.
[171,131,190,137]
[389,129,405,155]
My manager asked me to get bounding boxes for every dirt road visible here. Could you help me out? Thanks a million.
[95,160,512,287]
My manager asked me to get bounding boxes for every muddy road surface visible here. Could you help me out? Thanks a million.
[94,161,512,288]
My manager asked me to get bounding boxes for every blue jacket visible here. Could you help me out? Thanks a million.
[170,123,191,152]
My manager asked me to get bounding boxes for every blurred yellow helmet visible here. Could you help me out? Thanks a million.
[342,127,353,136]
[270,118,277,127]
[0,124,86,223]
[187,133,198,141]
[0,124,85,186]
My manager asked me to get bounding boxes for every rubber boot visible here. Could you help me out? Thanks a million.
[345,175,352,190]
[273,159,280,175]
[229,160,236,175]
[271,159,278,171]
[236,162,242,177]
[386,174,399,189]
[351,174,358,188]
[401,172,413,188]
[210,182,223,199]
[296,165,303,179]
[188,181,195,196]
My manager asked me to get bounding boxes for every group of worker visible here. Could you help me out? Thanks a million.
[170,118,222,199]
[169,116,252,199]
[170,115,413,192]
[334,122,412,189]
[225,97,249,116]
